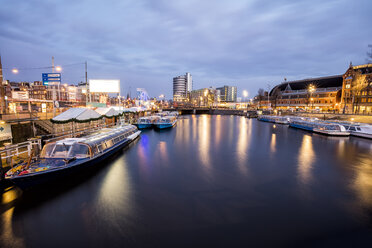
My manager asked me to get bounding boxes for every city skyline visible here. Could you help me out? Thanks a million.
[0,0,371,99]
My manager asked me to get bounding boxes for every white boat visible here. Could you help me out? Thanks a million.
[257,115,290,124]
[153,116,177,129]
[289,119,349,136]
[333,122,372,139]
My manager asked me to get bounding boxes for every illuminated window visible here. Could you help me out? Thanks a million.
[345,84,351,89]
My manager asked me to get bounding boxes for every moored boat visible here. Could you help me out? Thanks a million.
[331,122,372,139]
[289,120,349,136]
[5,125,141,189]
[153,116,177,129]
[257,115,290,124]
[136,116,152,129]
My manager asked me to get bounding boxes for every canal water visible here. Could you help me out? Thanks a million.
[1,115,372,247]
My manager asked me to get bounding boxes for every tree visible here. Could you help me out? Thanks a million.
[258,88,265,96]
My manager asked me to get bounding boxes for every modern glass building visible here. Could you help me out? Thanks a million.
[216,85,237,102]
[173,72,192,102]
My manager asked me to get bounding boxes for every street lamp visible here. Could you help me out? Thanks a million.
[12,68,19,74]
[308,84,316,111]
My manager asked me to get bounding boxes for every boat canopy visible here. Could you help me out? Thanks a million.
[40,125,138,158]
[95,107,120,118]
[51,108,102,123]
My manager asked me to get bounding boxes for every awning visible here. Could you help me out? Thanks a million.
[95,107,120,118]
[51,108,102,123]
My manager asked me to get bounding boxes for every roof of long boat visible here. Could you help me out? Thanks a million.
[81,125,137,146]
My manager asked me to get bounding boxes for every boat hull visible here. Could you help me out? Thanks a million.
[154,121,176,129]
[136,123,152,129]
[7,132,141,190]
[350,132,372,139]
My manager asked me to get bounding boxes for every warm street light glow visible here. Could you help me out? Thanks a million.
[204,90,208,97]
[308,84,315,93]
[310,98,314,101]
[12,68,19,74]
[243,90,248,98]
[55,66,62,72]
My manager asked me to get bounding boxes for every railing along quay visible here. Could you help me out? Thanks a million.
[0,139,42,179]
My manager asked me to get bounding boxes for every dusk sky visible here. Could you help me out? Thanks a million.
[0,0,371,99]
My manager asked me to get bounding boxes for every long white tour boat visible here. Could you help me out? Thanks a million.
[153,116,177,129]
[289,120,349,136]
[333,122,372,139]
[5,125,141,189]
[257,115,291,124]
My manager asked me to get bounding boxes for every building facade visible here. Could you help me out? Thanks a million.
[190,87,220,107]
[216,85,237,102]
[341,63,372,114]
[173,72,192,102]
[270,75,343,111]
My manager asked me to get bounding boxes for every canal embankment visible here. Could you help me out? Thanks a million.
[281,112,372,124]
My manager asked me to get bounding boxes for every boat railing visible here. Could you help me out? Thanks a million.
[0,138,42,168]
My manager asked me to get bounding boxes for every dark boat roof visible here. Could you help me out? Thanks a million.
[270,75,343,95]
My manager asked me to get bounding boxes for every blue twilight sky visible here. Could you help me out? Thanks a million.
[0,0,371,99]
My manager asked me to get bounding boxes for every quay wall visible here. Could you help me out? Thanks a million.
[282,112,372,124]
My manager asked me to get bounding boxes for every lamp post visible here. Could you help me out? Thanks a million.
[308,84,315,112]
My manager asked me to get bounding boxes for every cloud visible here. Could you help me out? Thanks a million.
[0,0,371,98]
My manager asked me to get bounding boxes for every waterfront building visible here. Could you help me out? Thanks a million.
[30,81,47,100]
[190,87,220,107]
[217,85,237,102]
[173,72,192,102]
[270,75,343,111]
[341,63,372,114]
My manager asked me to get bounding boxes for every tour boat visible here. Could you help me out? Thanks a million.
[153,116,177,129]
[5,125,141,189]
[136,116,160,129]
[257,115,290,124]
[335,122,372,139]
[289,120,349,136]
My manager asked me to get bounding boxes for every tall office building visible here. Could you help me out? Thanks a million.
[173,72,192,101]
[216,85,237,102]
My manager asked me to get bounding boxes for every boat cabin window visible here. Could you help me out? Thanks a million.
[40,143,71,158]
[349,127,356,131]
[69,143,91,158]
[356,127,361,131]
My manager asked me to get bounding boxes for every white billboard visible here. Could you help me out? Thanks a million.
[89,79,120,93]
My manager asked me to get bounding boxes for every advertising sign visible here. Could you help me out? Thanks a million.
[0,123,12,141]
[41,103,47,113]
[42,73,61,86]
[89,79,120,93]
[11,91,29,100]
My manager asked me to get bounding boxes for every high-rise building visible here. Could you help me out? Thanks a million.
[217,85,237,102]
[173,72,192,101]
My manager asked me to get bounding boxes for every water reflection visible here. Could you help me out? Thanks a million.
[0,188,24,248]
[215,115,222,149]
[157,141,169,165]
[270,133,276,154]
[97,158,134,219]
[353,155,372,207]
[236,117,251,175]
[297,135,315,185]
[198,115,211,172]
